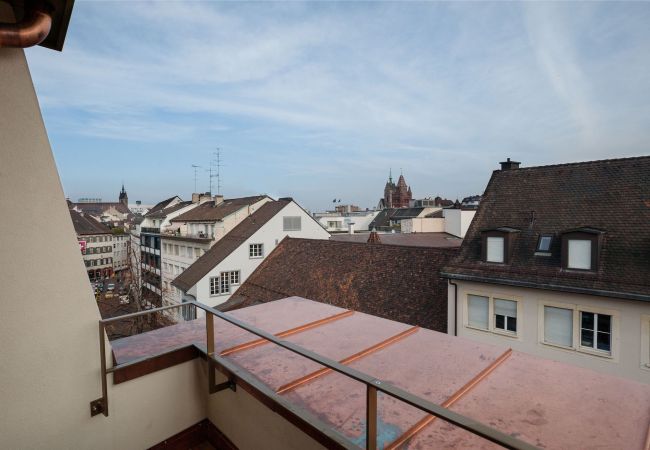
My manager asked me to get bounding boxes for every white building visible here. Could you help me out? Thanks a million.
[69,209,114,281]
[160,194,272,309]
[401,208,476,238]
[172,198,330,315]
[111,232,129,278]
[313,209,380,233]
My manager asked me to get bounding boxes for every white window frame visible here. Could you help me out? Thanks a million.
[567,239,592,270]
[641,315,650,370]
[230,270,240,285]
[249,243,264,258]
[538,301,617,359]
[209,277,219,296]
[464,292,521,338]
[486,236,505,263]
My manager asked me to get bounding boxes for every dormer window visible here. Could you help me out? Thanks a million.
[481,227,519,264]
[487,237,504,263]
[568,239,592,269]
[561,228,604,272]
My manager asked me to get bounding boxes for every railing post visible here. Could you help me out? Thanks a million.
[206,311,216,393]
[366,384,378,450]
[90,322,108,417]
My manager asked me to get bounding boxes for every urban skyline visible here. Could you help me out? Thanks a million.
[25,1,650,211]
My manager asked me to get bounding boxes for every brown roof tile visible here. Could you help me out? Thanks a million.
[225,238,458,332]
[172,200,290,291]
[170,195,268,223]
[69,209,112,235]
[442,155,650,301]
[330,232,462,248]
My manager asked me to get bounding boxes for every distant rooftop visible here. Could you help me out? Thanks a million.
[330,232,462,248]
[111,297,650,450]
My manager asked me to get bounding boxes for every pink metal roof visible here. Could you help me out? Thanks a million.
[111,297,650,449]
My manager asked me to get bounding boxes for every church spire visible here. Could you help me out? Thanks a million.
[389,168,393,183]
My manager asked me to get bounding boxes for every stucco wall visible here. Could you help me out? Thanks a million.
[0,30,206,449]
[195,201,330,308]
[402,217,445,233]
[207,369,326,450]
[443,209,475,238]
[448,280,650,383]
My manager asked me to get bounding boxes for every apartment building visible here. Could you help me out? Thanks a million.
[111,232,129,278]
[160,194,272,308]
[171,199,330,314]
[442,157,650,382]
[137,196,198,304]
[69,209,114,281]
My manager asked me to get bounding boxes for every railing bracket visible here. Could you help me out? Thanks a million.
[90,398,107,417]
[212,378,237,394]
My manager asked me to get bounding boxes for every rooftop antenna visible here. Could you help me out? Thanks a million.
[207,148,222,195]
[191,165,201,193]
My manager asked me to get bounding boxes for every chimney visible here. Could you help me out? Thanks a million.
[191,193,200,203]
[348,222,355,235]
[367,228,381,244]
[214,194,224,206]
[500,157,521,170]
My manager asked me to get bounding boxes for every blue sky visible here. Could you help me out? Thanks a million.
[26,1,650,211]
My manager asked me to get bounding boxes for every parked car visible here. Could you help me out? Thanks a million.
[105,292,114,299]
[107,283,115,291]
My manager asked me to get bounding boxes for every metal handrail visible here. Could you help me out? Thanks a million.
[93,301,538,450]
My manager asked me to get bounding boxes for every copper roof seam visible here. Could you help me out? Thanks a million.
[220,310,354,356]
[276,326,419,395]
[384,348,513,450]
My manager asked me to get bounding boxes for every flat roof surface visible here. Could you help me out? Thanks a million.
[330,232,463,248]
[111,297,650,449]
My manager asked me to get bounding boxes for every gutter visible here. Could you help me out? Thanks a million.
[440,272,650,303]
[0,2,52,48]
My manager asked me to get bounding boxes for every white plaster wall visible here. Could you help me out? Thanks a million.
[0,32,206,449]
[443,209,475,238]
[448,280,650,383]
[402,217,445,233]
[194,202,330,308]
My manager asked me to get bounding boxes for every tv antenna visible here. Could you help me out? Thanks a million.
[191,164,201,193]
[207,148,222,195]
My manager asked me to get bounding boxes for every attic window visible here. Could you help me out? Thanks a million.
[561,228,603,271]
[486,237,504,263]
[568,240,592,270]
[536,235,553,253]
[481,227,519,264]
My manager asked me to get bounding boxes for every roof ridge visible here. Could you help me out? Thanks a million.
[500,154,650,172]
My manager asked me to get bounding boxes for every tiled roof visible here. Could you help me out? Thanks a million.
[225,238,458,332]
[73,202,131,216]
[330,232,462,248]
[69,209,112,235]
[442,155,650,301]
[170,195,268,223]
[172,200,291,291]
[144,195,178,217]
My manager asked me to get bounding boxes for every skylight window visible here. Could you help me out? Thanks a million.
[537,235,553,252]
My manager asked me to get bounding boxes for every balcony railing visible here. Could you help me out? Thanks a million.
[92,301,537,450]
[141,227,161,234]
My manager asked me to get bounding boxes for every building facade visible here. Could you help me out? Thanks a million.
[442,157,650,382]
[160,194,272,309]
[69,209,114,281]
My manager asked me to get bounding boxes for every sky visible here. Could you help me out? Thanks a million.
[26,1,650,212]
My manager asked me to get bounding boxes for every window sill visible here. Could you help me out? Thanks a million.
[249,256,264,259]
[209,293,231,297]
[577,347,613,359]
[492,329,519,339]
[534,252,552,257]
[465,324,490,333]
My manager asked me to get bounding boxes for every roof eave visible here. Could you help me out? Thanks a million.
[440,271,650,303]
